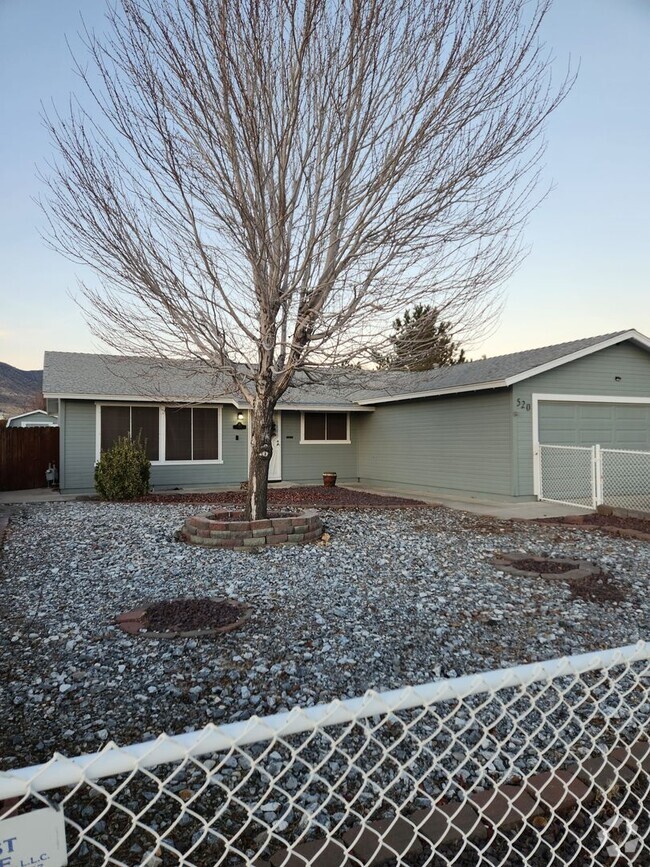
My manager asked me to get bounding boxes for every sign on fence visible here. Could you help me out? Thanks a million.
[0,808,67,867]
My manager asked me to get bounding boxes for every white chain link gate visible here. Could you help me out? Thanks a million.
[1,642,649,866]
[538,444,650,510]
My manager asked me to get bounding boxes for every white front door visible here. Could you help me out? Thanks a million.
[268,413,282,481]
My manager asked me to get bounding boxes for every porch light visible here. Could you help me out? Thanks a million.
[233,411,246,430]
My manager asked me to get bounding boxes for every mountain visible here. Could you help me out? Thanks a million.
[0,362,44,418]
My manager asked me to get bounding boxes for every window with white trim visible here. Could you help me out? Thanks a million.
[165,407,220,461]
[301,412,350,443]
[100,405,159,461]
[98,404,222,463]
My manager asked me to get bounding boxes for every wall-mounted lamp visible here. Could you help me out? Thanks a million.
[233,411,247,430]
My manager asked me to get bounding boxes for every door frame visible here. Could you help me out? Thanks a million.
[531,393,650,498]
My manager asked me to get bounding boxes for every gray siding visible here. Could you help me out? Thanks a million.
[357,391,513,498]
[279,411,359,483]
[60,400,248,493]
[513,342,650,496]
[62,401,96,491]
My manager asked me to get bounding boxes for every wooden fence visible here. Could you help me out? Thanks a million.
[0,427,60,491]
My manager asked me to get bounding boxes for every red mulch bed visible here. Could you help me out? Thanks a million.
[509,558,577,575]
[132,486,426,508]
[146,598,242,632]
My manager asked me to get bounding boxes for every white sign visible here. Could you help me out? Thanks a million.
[0,808,67,867]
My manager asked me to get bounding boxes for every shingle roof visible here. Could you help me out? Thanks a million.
[42,352,369,408]
[43,330,649,408]
[356,331,646,402]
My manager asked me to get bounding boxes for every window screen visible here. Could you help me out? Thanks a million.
[100,406,130,453]
[303,413,326,440]
[165,408,192,460]
[131,407,159,461]
[165,407,219,460]
[193,408,219,460]
[326,413,348,440]
[303,412,348,441]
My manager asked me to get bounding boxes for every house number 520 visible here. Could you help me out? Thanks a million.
[516,398,531,411]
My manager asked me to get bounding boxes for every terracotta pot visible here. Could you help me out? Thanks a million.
[323,472,337,487]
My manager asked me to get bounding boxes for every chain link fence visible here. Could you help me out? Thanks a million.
[538,444,650,511]
[601,448,650,513]
[1,643,649,865]
[538,444,595,508]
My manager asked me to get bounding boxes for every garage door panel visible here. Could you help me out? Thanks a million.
[539,401,650,450]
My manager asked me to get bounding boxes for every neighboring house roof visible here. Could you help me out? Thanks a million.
[43,330,650,409]
[6,409,58,426]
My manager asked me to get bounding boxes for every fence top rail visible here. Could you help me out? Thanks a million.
[601,446,650,457]
[1,641,648,800]
[539,443,594,451]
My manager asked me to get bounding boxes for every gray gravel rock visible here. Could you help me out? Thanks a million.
[0,501,647,770]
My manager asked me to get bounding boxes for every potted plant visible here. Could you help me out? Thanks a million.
[322,471,337,487]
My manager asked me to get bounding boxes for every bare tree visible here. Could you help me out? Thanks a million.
[42,0,570,519]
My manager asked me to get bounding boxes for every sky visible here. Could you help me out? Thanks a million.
[1,0,649,370]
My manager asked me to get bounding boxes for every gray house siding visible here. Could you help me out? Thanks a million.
[59,400,248,493]
[356,391,513,499]
[512,342,650,497]
[62,401,96,491]
[279,411,359,483]
[58,403,359,492]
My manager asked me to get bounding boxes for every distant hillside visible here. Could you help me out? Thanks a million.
[0,362,43,418]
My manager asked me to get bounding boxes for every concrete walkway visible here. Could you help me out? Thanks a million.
[341,483,593,520]
[0,484,592,520]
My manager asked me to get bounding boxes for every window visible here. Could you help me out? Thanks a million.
[165,407,220,461]
[98,404,222,463]
[100,405,159,461]
[301,412,350,443]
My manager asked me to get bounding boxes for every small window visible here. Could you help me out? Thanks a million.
[165,407,219,461]
[100,405,159,461]
[302,412,349,442]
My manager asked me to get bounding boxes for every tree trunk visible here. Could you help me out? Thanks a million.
[245,394,276,521]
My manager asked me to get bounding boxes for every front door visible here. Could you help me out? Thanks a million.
[268,413,282,481]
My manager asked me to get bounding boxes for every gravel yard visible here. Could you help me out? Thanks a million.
[1,501,648,771]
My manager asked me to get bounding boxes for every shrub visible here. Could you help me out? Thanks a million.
[94,435,150,500]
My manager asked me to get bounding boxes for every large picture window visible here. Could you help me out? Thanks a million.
[165,407,220,461]
[100,405,159,461]
[98,404,222,463]
[301,412,350,443]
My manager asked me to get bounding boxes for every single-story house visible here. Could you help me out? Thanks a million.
[6,409,59,428]
[43,329,650,501]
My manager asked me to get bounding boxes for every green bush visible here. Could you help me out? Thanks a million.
[94,435,151,500]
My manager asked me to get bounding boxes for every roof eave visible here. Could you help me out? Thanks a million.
[356,379,507,405]
[503,329,650,387]
[43,392,241,406]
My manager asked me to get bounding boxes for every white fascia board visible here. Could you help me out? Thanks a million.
[6,410,48,423]
[275,403,375,412]
[504,330,650,387]
[355,379,506,405]
[44,392,240,406]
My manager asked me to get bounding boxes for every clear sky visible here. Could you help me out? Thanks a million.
[1,0,649,370]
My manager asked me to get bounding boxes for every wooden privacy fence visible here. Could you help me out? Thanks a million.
[0,426,59,491]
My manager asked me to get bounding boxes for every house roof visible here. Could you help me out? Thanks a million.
[43,330,650,409]
[355,329,650,403]
[42,352,373,410]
